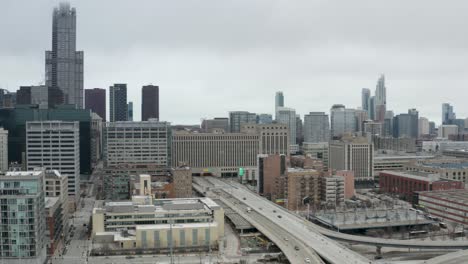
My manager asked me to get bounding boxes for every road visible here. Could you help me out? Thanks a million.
[195,177,371,264]
[423,249,468,264]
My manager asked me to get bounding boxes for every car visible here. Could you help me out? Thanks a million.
[243,197,246,200]
[295,246,300,250]
[284,238,289,241]
[305,258,311,263]
[277,215,282,218]
[374,256,383,260]
[273,210,276,213]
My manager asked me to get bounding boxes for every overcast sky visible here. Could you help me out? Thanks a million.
[2,0,468,124]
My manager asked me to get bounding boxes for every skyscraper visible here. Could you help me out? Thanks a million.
[277,107,297,151]
[330,105,356,138]
[109,84,128,122]
[361,88,371,114]
[141,85,159,121]
[442,103,456,125]
[374,75,386,122]
[127,101,133,121]
[393,109,419,139]
[303,112,330,143]
[229,111,256,132]
[45,3,83,108]
[275,91,284,120]
[85,88,106,121]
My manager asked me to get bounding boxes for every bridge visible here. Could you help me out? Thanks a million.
[194,176,468,264]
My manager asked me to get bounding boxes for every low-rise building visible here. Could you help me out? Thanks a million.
[417,189,468,226]
[287,168,321,211]
[335,170,355,199]
[379,170,464,202]
[406,160,468,184]
[92,197,224,251]
[302,142,329,170]
[320,176,345,205]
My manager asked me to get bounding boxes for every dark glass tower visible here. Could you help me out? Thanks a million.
[85,88,106,121]
[141,85,159,121]
[109,84,128,122]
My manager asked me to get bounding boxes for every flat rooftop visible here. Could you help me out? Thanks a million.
[380,170,441,182]
[422,162,468,169]
[418,189,468,204]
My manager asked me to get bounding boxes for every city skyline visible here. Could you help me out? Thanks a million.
[2,1,468,124]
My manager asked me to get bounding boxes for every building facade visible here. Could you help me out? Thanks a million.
[45,3,83,108]
[418,190,468,226]
[303,112,330,143]
[26,121,80,197]
[320,176,345,206]
[287,168,321,211]
[0,170,47,264]
[201,118,229,133]
[141,85,159,121]
[302,142,329,170]
[0,127,7,172]
[330,105,356,138]
[109,84,128,122]
[277,107,297,150]
[229,111,256,133]
[329,137,374,183]
[104,120,171,167]
[275,91,284,120]
[85,88,106,121]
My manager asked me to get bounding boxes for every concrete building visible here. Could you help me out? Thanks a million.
[442,103,456,125]
[406,160,468,184]
[296,115,303,146]
[363,120,382,137]
[141,85,159,121]
[131,167,192,200]
[421,140,468,152]
[45,3,83,109]
[438,124,459,139]
[0,105,92,174]
[26,121,80,198]
[85,88,106,121]
[127,101,133,121]
[91,113,103,167]
[320,175,345,206]
[329,137,374,183]
[104,120,171,167]
[92,197,224,252]
[277,107,297,151]
[335,170,355,199]
[302,142,329,170]
[16,85,49,108]
[373,154,435,178]
[372,136,416,152]
[172,131,259,178]
[275,91,284,120]
[241,123,290,155]
[44,170,69,255]
[109,84,128,122]
[171,166,193,198]
[257,154,287,200]
[379,170,463,202]
[0,170,46,264]
[330,105,356,138]
[419,117,430,136]
[303,112,330,143]
[418,189,468,226]
[393,109,419,139]
[257,113,273,124]
[229,111,256,133]
[287,168,321,211]
[383,110,394,137]
[201,118,229,133]
[0,127,7,172]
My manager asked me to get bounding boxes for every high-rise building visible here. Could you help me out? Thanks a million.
[91,113,103,167]
[229,111,256,133]
[442,103,456,125]
[0,105,92,174]
[26,121,80,198]
[383,110,394,137]
[287,168,321,211]
[361,88,371,115]
[275,91,284,120]
[104,120,171,167]
[330,105,356,138]
[127,101,133,121]
[429,121,437,135]
[296,114,303,146]
[141,85,159,121]
[393,109,419,139]
[354,109,368,133]
[369,96,375,120]
[419,117,430,136]
[201,117,229,133]
[303,112,330,143]
[257,113,273,124]
[438,125,459,139]
[277,107,297,149]
[0,128,7,172]
[363,121,383,137]
[329,137,374,183]
[17,85,49,108]
[109,84,128,122]
[45,3,83,108]
[374,75,386,122]
[85,88,106,121]
[0,170,47,264]
[241,123,290,155]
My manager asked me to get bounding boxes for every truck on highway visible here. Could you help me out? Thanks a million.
[246,207,252,213]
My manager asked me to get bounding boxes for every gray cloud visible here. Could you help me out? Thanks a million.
[2,0,468,124]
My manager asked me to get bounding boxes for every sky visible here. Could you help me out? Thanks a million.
[2,0,468,125]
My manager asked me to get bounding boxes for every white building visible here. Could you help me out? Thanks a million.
[26,121,80,197]
[277,107,297,151]
[104,120,171,167]
[303,112,330,143]
[419,117,430,136]
[0,127,8,172]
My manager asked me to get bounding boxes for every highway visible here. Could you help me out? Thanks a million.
[423,249,468,264]
[194,177,372,264]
